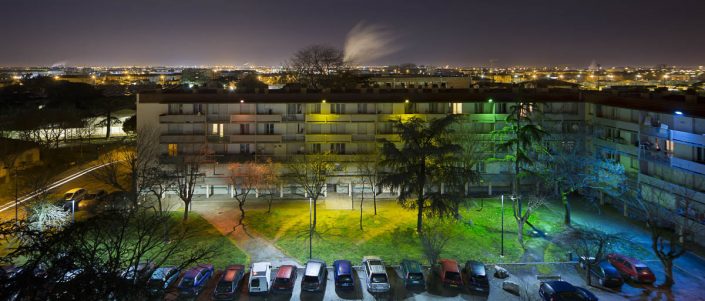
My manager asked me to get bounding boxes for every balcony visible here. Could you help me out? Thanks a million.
[594,117,639,132]
[639,173,705,204]
[230,134,282,143]
[306,114,351,122]
[159,114,206,123]
[640,149,672,165]
[230,114,282,123]
[593,137,638,155]
[672,130,705,147]
[640,126,670,139]
[305,134,352,143]
[159,134,204,144]
[672,157,705,175]
[469,114,509,123]
[375,134,400,142]
[207,135,229,144]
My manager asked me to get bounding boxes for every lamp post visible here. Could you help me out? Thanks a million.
[71,200,76,223]
[500,194,504,257]
[309,197,313,259]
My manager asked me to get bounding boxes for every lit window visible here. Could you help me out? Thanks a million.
[168,144,178,156]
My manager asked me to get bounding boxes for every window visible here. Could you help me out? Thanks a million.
[696,147,704,163]
[193,104,204,115]
[240,124,250,135]
[452,103,462,114]
[168,104,183,114]
[168,144,178,156]
[265,123,274,134]
[208,104,219,114]
[357,103,368,114]
[330,143,345,154]
[312,144,321,154]
[475,161,486,173]
[332,103,345,114]
[496,103,507,114]
[310,104,321,114]
[211,123,223,137]
[240,144,250,154]
[287,103,303,114]
[474,103,484,114]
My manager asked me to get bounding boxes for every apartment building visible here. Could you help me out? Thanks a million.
[136,88,705,239]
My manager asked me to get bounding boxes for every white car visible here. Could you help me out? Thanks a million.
[248,262,272,295]
[362,256,390,293]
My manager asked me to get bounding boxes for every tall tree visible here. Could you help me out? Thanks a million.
[564,226,621,287]
[379,115,475,233]
[228,161,265,227]
[173,154,204,221]
[289,44,344,89]
[259,158,281,214]
[357,152,382,216]
[531,140,628,224]
[289,152,335,231]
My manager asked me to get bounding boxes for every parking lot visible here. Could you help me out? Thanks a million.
[161,265,514,301]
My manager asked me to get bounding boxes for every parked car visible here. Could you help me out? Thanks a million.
[272,265,297,292]
[84,190,107,201]
[539,280,598,301]
[464,260,489,293]
[607,253,655,284]
[248,262,272,295]
[147,266,180,295]
[102,191,132,211]
[333,260,354,289]
[400,259,425,288]
[121,261,156,283]
[301,259,327,292]
[438,259,462,288]
[178,264,214,297]
[362,256,390,293]
[212,264,245,300]
[62,188,86,211]
[578,257,623,288]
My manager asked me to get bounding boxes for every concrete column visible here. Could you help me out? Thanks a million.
[599,191,604,206]
[304,191,308,198]
[464,183,469,196]
[440,183,445,194]
[397,188,401,197]
[623,202,628,217]
[255,189,259,198]
[279,183,284,198]
[230,184,234,198]
[206,185,210,198]
[323,186,327,197]
[348,183,352,197]
[488,183,493,196]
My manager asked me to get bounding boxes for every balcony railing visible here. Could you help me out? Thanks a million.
[230,114,282,123]
[672,130,705,147]
[230,134,283,143]
[672,157,705,175]
[640,126,670,139]
[159,114,206,123]
[159,134,205,143]
[305,134,352,143]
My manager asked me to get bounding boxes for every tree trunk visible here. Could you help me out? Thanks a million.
[237,199,246,226]
[105,112,112,139]
[586,264,592,286]
[373,187,377,215]
[662,259,675,288]
[182,201,190,221]
[517,220,525,249]
[562,191,571,225]
[416,196,424,234]
[267,194,273,213]
[312,196,317,231]
[360,185,364,231]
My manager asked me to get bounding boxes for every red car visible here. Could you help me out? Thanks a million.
[272,265,297,291]
[607,253,655,284]
[438,259,462,288]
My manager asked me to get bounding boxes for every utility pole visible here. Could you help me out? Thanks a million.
[501,194,505,257]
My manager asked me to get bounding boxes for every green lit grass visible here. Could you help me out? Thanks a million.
[169,212,248,268]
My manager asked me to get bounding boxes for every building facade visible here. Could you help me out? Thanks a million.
[137,88,705,237]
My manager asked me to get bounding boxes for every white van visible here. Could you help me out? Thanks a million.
[248,261,272,295]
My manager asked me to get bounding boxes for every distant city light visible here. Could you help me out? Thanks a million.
[488,99,493,103]
[674,111,684,115]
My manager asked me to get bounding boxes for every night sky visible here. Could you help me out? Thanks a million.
[2,0,705,67]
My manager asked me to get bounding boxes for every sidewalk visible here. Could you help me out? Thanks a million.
[191,200,303,267]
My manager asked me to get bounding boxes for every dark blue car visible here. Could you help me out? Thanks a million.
[178,264,214,297]
[333,260,354,288]
[539,281,598,301]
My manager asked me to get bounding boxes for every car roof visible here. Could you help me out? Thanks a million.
[276,265,295,278]
[305,260,324,276]
[252,262,271,273]
[465,260,486,276]
[334,260,352,275]
[440,259,459,272]
[545,281,577,292]
[598,260,618,272]
[223,265,244,281]
[65,188,84,193]
[184,264,211,278]
[151,266,177,279]
[402,259,422,273]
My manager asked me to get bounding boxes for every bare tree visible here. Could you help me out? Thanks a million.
[514,194,546,249]
[173,154,204,221]
[357,153,382,216]
[419,218,460,265]
[289,152,335,231]
[635,181,701,289]
[563,226,622,286]
[25,200,69,233]
[228,161,265,228]
[289,44,344,88]
[258,158,281,214]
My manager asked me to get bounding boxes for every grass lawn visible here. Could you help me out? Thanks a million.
[245,198,568,265]
[169,212,248,268]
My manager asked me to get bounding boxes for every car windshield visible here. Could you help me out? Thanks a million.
[409,273,423,281]
[215,281,233,293]
[64,193,73,199]
[445,272,461,281]
[371,274,388,283]
[338,275,353,283]
[303,275,318,283]
[180,277,194,287]
[274,277,290,284]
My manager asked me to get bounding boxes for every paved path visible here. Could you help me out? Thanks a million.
[192,201,303,268]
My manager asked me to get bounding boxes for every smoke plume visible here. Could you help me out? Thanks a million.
[344,22,400,65]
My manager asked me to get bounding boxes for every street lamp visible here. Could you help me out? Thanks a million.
[500,194,504,257]
[309,197,313,259]
[71,200,76,223]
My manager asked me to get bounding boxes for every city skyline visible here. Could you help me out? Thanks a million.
[2,0,705,67]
